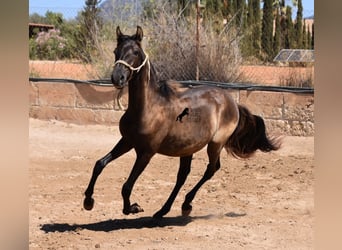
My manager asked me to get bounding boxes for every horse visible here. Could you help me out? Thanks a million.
[83,26,281,219]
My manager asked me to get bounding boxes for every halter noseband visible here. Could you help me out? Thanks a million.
[113,53,149,73]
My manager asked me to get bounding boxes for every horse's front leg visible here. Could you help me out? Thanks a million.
[83,137,132,211]
[121,152,154,215]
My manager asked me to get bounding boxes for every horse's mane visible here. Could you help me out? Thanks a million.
[158,80,175,98]
[148,62,177,98]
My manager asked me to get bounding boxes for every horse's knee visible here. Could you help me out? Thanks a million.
[204,163,217,179]
[94,160,105,176]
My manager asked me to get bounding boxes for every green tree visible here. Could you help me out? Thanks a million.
[273,8,281,58]
[221,0,232,18]
[250,0,261,57]
[45,11,64,28]
[77,0,103,62]
[307,24,312,49]
[302,19,307,48]
[206,0,223,14]
[231,0,237,15]
[311,23,314,49]
[29,13,46,23]
[294,0,303,48]
[235,0,246,26]
[261,0,273,60]
[284,5,293,48]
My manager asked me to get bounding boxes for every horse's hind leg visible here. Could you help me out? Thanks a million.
[153,155,192,219]
[181,142,222,216]
[83,138,132,211]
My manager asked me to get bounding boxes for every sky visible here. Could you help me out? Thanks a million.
[29,0,314,20]
[29,0,86,19]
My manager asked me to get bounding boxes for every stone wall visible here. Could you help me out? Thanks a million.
[29,81,314,136]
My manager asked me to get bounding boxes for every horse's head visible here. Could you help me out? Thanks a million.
[111,26,148,89]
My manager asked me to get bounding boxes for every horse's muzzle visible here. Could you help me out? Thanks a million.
[111,67,129,89]
[111,74,126,89]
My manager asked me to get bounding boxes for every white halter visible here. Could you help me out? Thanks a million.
[113,53,149,73]
[113,52,150,84]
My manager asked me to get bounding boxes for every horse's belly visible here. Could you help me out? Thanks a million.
[158,130,211,157]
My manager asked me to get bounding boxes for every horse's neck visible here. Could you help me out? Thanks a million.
[127,64,158,113]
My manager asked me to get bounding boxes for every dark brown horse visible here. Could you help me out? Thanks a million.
[83,26,280,218]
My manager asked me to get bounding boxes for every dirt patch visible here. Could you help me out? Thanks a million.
[29,118,314,249]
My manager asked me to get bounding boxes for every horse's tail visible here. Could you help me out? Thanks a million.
[225,105,281,158]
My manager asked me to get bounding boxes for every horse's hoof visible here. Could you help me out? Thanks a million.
[153,211,164,219]
[181,204,192,217]
[130,203,144,214]
[123,203,144,215]
[83,197,94,211]
[182,208,192,217]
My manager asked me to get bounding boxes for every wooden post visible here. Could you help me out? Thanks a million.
[196,0,200,81]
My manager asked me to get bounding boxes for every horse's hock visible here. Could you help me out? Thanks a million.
[29,81,314,136]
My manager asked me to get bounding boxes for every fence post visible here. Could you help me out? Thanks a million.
[196,0,200,81]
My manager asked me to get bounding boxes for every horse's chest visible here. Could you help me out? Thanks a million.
[119,113,166,144]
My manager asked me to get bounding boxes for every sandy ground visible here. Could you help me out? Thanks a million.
[29,118,314,249]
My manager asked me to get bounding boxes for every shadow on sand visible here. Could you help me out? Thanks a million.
[41,212,246,233]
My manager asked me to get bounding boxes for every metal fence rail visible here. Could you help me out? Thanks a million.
[29,77,314,94]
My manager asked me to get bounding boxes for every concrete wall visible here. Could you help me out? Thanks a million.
[29,81,314,136]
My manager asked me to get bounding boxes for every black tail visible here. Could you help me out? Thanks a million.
[225,105,281,158]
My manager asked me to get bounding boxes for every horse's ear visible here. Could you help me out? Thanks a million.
[135,26,143,42]
[116,26,123,40]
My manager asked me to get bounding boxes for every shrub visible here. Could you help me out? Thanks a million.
[279,66,314,88]
[32,29,69,60]
[84,1,243,82]
[29,38,38,60]
[142,4,243,82]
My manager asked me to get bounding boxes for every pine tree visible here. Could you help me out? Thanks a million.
[294,0,303,48]
[231,0,238,15]
[222,0,231,19]
[284,6,293,49]
[307,25,312,49]
[302,19,307,49]
[252,0,261,57]
[206,0,223,16]
[311,23,314,49]
[261,0,274,60]
[279,0,287,49]
[235,0,245,26]
[273,8,281,58]
[240,0,253,58]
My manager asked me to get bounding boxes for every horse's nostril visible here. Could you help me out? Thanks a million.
[120,75,125,81]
